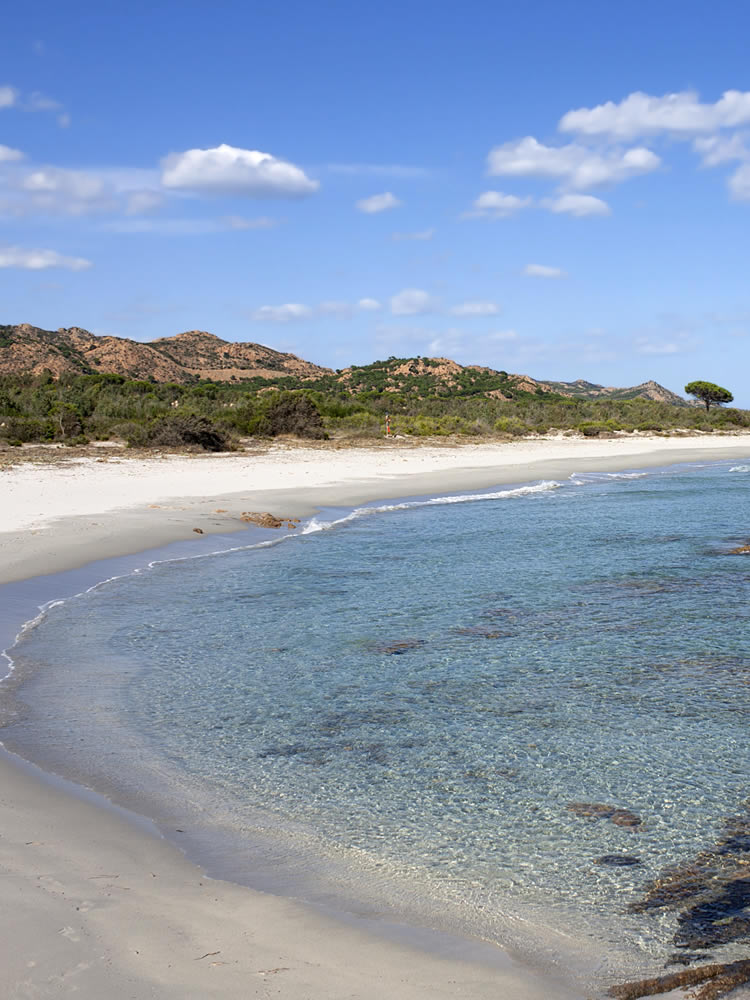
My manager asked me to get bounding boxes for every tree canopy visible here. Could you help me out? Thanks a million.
[684,381,734,411]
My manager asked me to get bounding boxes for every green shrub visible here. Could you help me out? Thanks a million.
[148,414,231,451]
[249,392,327,439]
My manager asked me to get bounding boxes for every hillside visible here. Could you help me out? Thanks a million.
[0,323,685,405]
[543,378,687,405]
[0,324,330,383]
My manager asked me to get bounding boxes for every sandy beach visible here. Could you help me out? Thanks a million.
[3,434,750,586]
[3,434,750,1000]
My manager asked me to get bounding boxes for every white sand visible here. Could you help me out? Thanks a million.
[2,434,750,999]
[2,434,750,585]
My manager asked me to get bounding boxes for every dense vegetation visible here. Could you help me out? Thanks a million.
[0,370,747,450]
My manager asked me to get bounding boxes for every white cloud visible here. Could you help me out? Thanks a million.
[542,193,611,217]
[693,133,750,166]
[161,144,319,198]
[487,136,659,190]
[523,264,567,278]
[636,339,680,355]
[392,228,434,240]
[125,190,164,215]
[0,144,24,162]
[487,329,519,341]
[20,166,113,214]
[222,214,278,230]
[464,190,532,219]
[4,165,159,217]
[729,163,750,200]
[251,303,313,322]
[26,91,62,112]
[0,85,19,108]
[390,288,436,316]
[450,301,501,316]
[356,191,401,213]
[560,90,750,141]
[428,330,464,355]
[0,246,92,270]
[357,298,382,311]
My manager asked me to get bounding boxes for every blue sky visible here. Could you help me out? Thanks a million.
[2,0,750,401]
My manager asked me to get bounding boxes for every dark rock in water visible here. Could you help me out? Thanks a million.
[455,625,513,639]
[611,809,643,828]
[567,802,643,829]
[375,639,426,655]
[568,801,617,819]
[609,959,750,999]
[595,854,642,866]
[618,803,750,996]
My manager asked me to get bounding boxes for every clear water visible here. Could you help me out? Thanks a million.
[5,459,750,984]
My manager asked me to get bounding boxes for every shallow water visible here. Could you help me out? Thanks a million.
[4,459,750,984]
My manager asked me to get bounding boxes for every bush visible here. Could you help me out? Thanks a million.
[148,414,231,451]
[250,392,327,439]
[580,422,610,437]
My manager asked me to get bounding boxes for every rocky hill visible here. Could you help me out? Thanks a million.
[0,323,686,404]
[0,324,330,383]
[543,378,687,405]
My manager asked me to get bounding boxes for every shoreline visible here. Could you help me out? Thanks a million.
[2,436,750,998]
[3,434,750,586]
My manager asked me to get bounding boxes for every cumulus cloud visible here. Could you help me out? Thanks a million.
[0,144,24,162]
[251,303,313,322]
[542,193,611,217]
[161,144,319,198]
[0,85,19,108]
[487,137,659,190]
[523,264,567,278]
[392,228,434,240]
[450,301,501,316]
[560,90,750,141]
[357,298,382,311]
[0,85,68,123]
[694,133,750,167]
[729,163,750,200]
[0,246,92,270]
[464,190,532,219]
[390,288,436,316]
[3,164,161,217]
[356,191,401,213]
[19,166,113,214]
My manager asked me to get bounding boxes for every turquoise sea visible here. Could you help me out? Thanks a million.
[3,457,750,992]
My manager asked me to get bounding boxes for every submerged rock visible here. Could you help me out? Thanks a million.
[374,639,426,655]
[614,803,750,996]
[455,625,513,639]
[595,854,642,866]
[567,802,643,829]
